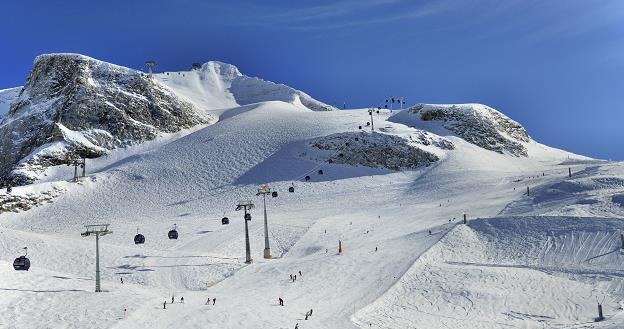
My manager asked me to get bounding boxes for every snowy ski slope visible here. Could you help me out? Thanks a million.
[0,73,622,328]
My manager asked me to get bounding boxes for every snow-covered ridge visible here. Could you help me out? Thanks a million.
[157,61,337,114]
[390,103,531,157]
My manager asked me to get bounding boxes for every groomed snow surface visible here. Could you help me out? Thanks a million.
[0,100,622,329]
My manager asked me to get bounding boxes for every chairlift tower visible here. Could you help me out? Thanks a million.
[67,158,86,182]
[81,224,112,292]
[367,107,375,132]
[256,185,273,259]
[398,96,406,110]
[145,61,157,78]
[386,96,406,110]
[236,201,255,264]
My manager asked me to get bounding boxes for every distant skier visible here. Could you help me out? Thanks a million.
[212,298,216,305]
[428,230,431,235]
[375,247,378,252]
[290,274,293,281]
[295,323,299,329]
[305,313,309,320]
[309,309,313,316]
[120,277,123,284]
[279,297,284,306]
[181,297,184,304]
[294,275,297,281]
[172,296,174,304]
[6,184,11,194]
[298,270,302,276]
[163,301,166,309]
[205,297,211,305]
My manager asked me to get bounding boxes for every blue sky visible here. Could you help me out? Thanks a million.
[2,0,623,159]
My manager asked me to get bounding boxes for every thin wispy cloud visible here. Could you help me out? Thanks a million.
[251,0,457,30]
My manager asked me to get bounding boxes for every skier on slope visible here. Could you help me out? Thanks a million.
[206,297,211,305]
[172,296,175,304]
[295,323,299,329]
[181,297,184,304]
[213,298,216,305]
[163,301,166,309]
[279,297,284,306]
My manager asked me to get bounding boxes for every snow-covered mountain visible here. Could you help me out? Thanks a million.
[0,54,335,186]
[5,53,623,329]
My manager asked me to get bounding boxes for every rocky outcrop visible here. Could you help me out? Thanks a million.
[308,132,439,170]
[391,103,530,157]
[0,54,211,185]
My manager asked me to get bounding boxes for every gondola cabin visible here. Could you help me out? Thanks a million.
[168,224,178,239]
[13,256,30,271]
[134,233,145,244]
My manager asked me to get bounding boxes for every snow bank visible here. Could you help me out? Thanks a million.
[354,216,624,328]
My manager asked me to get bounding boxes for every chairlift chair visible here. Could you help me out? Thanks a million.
[272,191,278,198]
[222,217,230,225]
[244,213,252,221]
